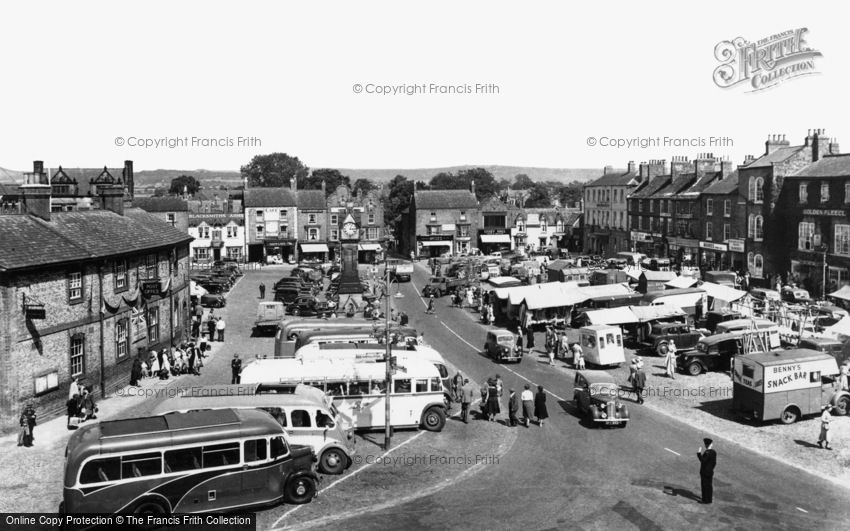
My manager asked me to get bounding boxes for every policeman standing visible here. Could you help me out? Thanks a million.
[231,353,242,384]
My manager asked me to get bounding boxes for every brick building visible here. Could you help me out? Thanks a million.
[243,185,298,263]
[776,153,850,296]
[132,196,190,234]
[628,161,669,256]
[297,185,329,261]
[402,186,480,257]
[738,130,838,284]
[0,165,191,427]
[701,168,743,270]
[582,163,640,255]
[478,195,511,254]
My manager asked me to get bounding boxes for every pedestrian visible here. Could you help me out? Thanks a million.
[460,378,475,423]
[231,353,242,384]
[426,296,436,315]
[547,342,555,366]
[467,288,474,309]
[526,327,535,351]
[665,341,677,379]
[159,356,171,380]
[838,366,849,392]
[572,341,583,368]
[516,329,524,357]
[130,358,142,387]
[17,403,36,447]
[207,317,217,341]
[452,372,464,403]
[480,382,489,418]
[141,358,149,378]
[817,405,833,450]
[508,389,519,427]
[486,378,500,422]
[697,438,717,504]
[495,374,504,397]
[560,332,570,361]
[633,363,646,404]
[68,377,80,401]
[216,316,226,342]
[576,348,586,370]
[521,384,534,427]
[187,344,197,375]
[259,283,266,299]
[399,311,409,326]
[191,316,201,339]
[81,387,97,421]
[488,305,495,325]
[534,385,548,427]
[150,353,160,378]
[67,393,81,430]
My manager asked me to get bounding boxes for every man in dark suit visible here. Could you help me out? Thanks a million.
[633,366,646,404]
[697,438,717,504]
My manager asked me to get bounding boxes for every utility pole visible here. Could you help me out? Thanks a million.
[822,245,828,301]
[384,259,392,450]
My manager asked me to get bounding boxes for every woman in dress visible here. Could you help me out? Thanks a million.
[534,385,548,427]
[487,378,501,422]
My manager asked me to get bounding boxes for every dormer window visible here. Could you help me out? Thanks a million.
[430,212,436,221]
[460,211,467,221]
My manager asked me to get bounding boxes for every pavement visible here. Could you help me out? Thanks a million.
[303,261,850,530]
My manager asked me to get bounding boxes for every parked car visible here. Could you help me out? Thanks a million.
[796,337,850,366]
[200,293,226,308]
[266,254,285,265]
[781,286,813,305]
[572,371,629,428]
[483,329,522,363]
[677,333,745,376]
[640,322,704,356]
[286,295,335,317]
[255,301,286,334]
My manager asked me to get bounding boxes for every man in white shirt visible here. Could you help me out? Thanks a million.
[520,385,534,428]
[216,317,226,341]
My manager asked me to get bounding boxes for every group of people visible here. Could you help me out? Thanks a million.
[66,378,98,430]
[628,356,648,404]
[190,303,226,343]
[130,342,206,385]
[543,326,584,368]
[462,374,549,428]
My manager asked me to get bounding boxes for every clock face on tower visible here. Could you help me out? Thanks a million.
[341,213,359,239]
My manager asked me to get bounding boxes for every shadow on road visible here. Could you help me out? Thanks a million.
[662,485,702,502]
[793,439,821,449]
[695,398,745,424]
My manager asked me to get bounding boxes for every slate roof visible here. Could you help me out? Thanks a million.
[563,212,582,227]
[49,166,128,196]
[746,146,804,168]
[0,208,193,272]
[0,182,20,197]
[414,190,478,210]
[132,196,188,212]
[658,174,696,198]
[630,175,671,199]
[702,171,740,195]
[479,195,509,212]
[189,215,244,227]
[587,169,638,187]
[790,154,850,178]
[297,190,327,210]
[243,188,297,208]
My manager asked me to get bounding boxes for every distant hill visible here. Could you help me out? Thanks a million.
[2,165,604,188]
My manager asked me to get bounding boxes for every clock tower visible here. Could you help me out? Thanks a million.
[337,212,363,294]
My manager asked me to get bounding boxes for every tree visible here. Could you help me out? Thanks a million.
[511,173,534,190]
[524,182,552,207]
[497,178,512,190]
[153,187,167,197]
[240,153,309,188]
[352,178,377,196]
[385,175,415,238]
[302,168,351,195]
[427,167,496,201]
[557,180,584,208]
[168,174,201,196]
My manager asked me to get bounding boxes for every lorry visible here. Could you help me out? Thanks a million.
[732,349,850,422]
[422,276,469,298]
[255,301,286,334]
[386,259,414,282]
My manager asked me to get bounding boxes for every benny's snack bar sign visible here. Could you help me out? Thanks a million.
[713,28,822,92]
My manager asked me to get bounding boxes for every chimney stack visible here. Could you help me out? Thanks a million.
[829,137,840,155]
[765,134,790,155]
[321,179,326,195]
[694,153,716,180]
[290,176,298,192]
[21,162,51,221]
[812,128,829,162]
[719,157,734,178]
[627,160,636,174]
[603,165,614,175]
[670,156,693,179]
[743,154,756,165]
[100,184,125,216]
[123,160,134,201]
[638,161,649,182]
[471,179,476,196]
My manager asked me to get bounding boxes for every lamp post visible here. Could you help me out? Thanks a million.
[382,260,404,450]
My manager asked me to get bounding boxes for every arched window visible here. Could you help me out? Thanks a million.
[753,254,764,277]
[755,178,764,203]
[748,177,755,201]
[747,252,754,273]
[747,214,754,239]
[754,216,764,241]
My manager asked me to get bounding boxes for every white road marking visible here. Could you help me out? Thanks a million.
[440,320,566,402]
[796,507,808,514]
[664,448,681,456]
[271,430,426,529]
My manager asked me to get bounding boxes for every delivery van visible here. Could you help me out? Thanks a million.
[732,349,850,423]
[578,325,626,367]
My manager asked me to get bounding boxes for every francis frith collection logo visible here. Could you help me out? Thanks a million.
[713,28,822,92]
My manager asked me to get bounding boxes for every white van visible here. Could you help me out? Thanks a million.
[240,358,449,432]
[151,384,356,475]
[578,325,626,367]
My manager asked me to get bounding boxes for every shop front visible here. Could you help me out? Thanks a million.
[418,236,454,258]
[299,242,329,262]
[261,237,296,263]
[479,232,511,254]
[699,241,728,271]
[357,242,383,263]
[726,239,745,271]
[667,237,699,267]
[630,230,655,255]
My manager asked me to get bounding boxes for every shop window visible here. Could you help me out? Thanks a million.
[835,225,850,256]
[798,222,815,250]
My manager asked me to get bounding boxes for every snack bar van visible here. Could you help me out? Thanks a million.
[731,349,845,424]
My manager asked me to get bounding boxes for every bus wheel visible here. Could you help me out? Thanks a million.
[780,406,800,424]
[285,475,318,504]
[687,362,702,376]
[319,448,347,475]
[422,406,446,432]
[835,396,850,416]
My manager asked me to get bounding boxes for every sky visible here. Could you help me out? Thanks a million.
[0,1,847,172]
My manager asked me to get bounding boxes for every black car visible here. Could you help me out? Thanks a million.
[286,295,335,317]
[704,309,744,333]
[677,333,744,375]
